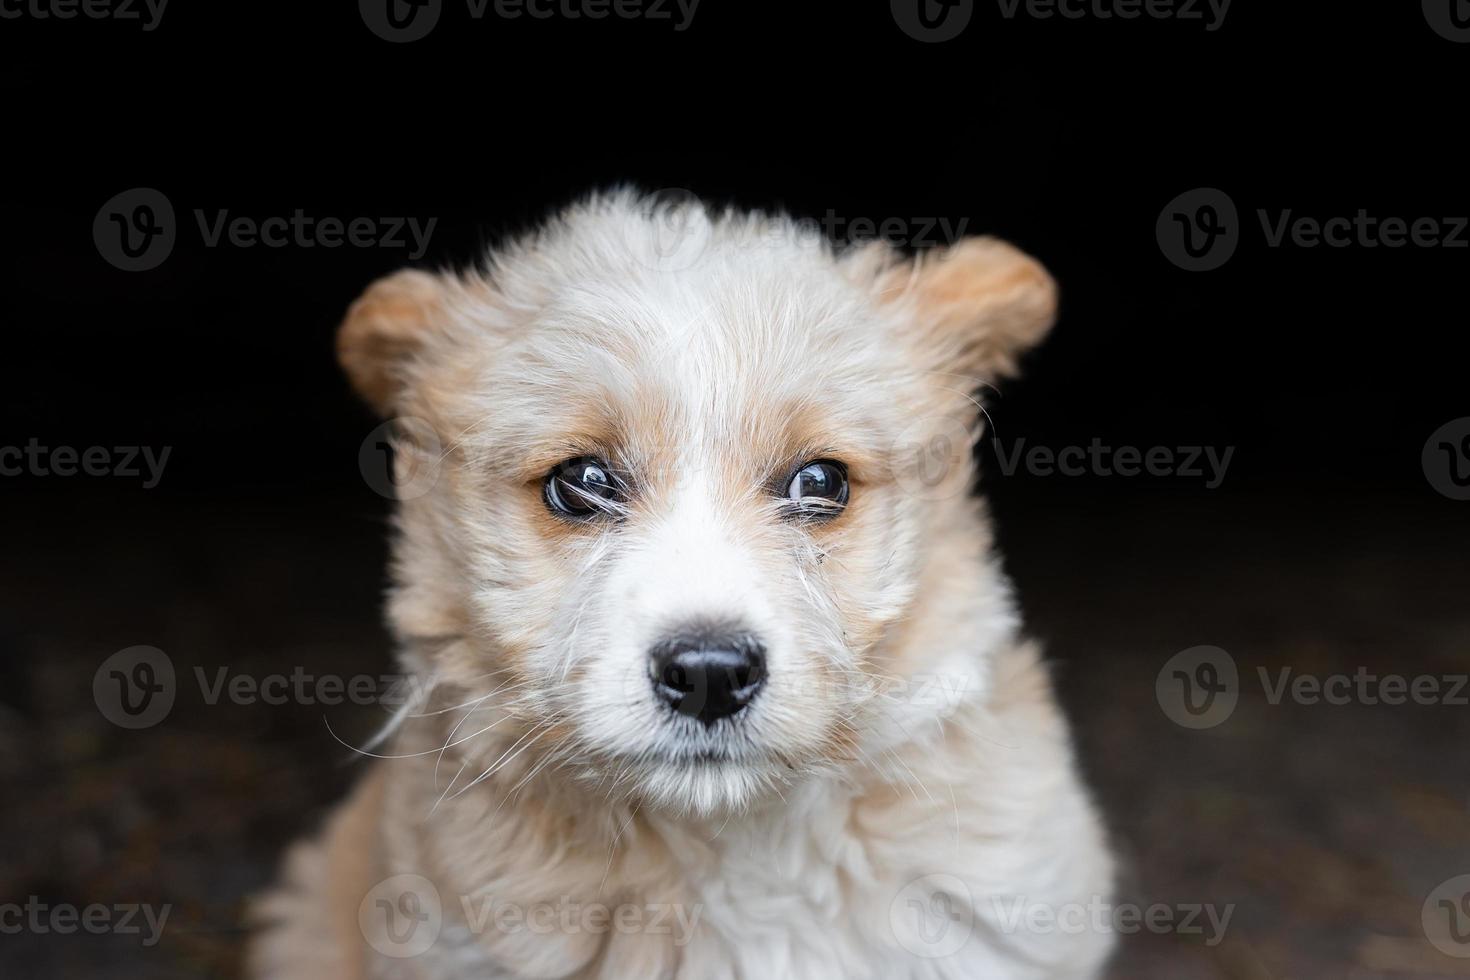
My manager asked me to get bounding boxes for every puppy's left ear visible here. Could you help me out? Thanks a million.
[854,237,1058,380]
[337,268,451,416]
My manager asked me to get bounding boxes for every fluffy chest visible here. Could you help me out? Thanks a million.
[641,784,927,980]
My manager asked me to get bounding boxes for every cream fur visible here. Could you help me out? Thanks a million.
[248,191,1114,979]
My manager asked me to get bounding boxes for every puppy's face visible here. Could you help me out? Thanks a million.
[341,195,1056,815]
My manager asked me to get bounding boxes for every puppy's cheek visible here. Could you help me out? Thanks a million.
[803,485,922,656]
[449,478,610,673]
[566,641,667,753]
[759,661,841,739]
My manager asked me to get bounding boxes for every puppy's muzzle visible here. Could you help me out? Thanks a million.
[650,627,766,726]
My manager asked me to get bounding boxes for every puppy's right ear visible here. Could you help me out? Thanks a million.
[846,237,1057,382]
[337,268,450,416]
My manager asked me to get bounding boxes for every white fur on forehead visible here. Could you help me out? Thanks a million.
[488,190,845,295]
[449,190,889,351]
[416,191,931,461]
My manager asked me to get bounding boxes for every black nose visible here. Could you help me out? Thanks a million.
[650,631,767,726]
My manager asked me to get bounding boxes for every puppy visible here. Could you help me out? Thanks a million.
[247,191,1114,979]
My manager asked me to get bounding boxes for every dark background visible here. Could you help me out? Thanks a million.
[2,2,1469,977]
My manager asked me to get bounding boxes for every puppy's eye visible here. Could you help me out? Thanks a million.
[545,457,623,518]
[783,459,848,519]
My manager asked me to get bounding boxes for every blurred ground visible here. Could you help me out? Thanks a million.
[1,482,1467,978]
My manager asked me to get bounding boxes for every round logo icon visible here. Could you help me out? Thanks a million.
[891,0,974,43]
[893,415,976,502]
[1423,875,1470,958]
[93,645,176,729]
[359,873,444,958]
[359,417,444,500]
[1156,187,1239,272]
[890,873,974,958]
[94,188,176,272]
[634,188,713,274]
[1423,0,1470,42]
[360,0,442,42]
[1423,418,1470,501]
[1155,645,1238,729]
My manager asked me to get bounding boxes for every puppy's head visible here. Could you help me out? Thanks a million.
[340,193,1055,815]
